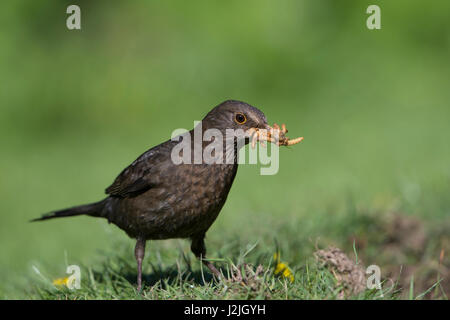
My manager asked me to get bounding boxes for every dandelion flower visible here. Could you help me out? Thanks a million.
[52,277,69,287]
[273,252,294,282]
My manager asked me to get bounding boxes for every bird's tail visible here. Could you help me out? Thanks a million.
[31,200,106,222]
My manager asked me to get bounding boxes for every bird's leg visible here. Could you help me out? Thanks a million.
[134,237,146,292]
[191,235,221,279]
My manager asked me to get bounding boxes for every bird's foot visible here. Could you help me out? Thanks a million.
[224,264,265,287]
[203,260,223,280]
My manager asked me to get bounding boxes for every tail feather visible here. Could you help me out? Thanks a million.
[31,200,105,222]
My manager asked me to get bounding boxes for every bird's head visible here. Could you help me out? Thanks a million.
[199,100,304,150]
[202,100,269,138]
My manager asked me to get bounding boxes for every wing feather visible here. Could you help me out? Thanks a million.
[105,140,175,198]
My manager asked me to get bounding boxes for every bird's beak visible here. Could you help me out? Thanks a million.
[246,123,304,149]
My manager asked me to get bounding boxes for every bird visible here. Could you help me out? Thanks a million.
[32,100,302,291]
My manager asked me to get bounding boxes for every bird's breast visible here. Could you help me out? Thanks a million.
[110,163,238,240]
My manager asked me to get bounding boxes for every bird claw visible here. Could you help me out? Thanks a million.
[247,123,304,149]
[225,264,264,285]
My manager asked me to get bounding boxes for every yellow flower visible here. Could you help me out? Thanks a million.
[53,277,69,287]
[273,252,294,282]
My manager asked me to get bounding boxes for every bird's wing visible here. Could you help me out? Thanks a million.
[105,140,174,198]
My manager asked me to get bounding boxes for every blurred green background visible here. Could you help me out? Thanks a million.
[1,1,449,298]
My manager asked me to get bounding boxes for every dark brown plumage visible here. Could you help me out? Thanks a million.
[32,100,270,291]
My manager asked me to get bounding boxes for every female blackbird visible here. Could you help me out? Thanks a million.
[33,100,274,291]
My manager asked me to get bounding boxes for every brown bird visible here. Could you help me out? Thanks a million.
[32,100,302,291]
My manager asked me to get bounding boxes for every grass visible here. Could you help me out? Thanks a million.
[1,1,449,299]
[25,239,392,300]
[10,191,449,299]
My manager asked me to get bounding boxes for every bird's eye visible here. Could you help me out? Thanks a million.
[234,113,247,124]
